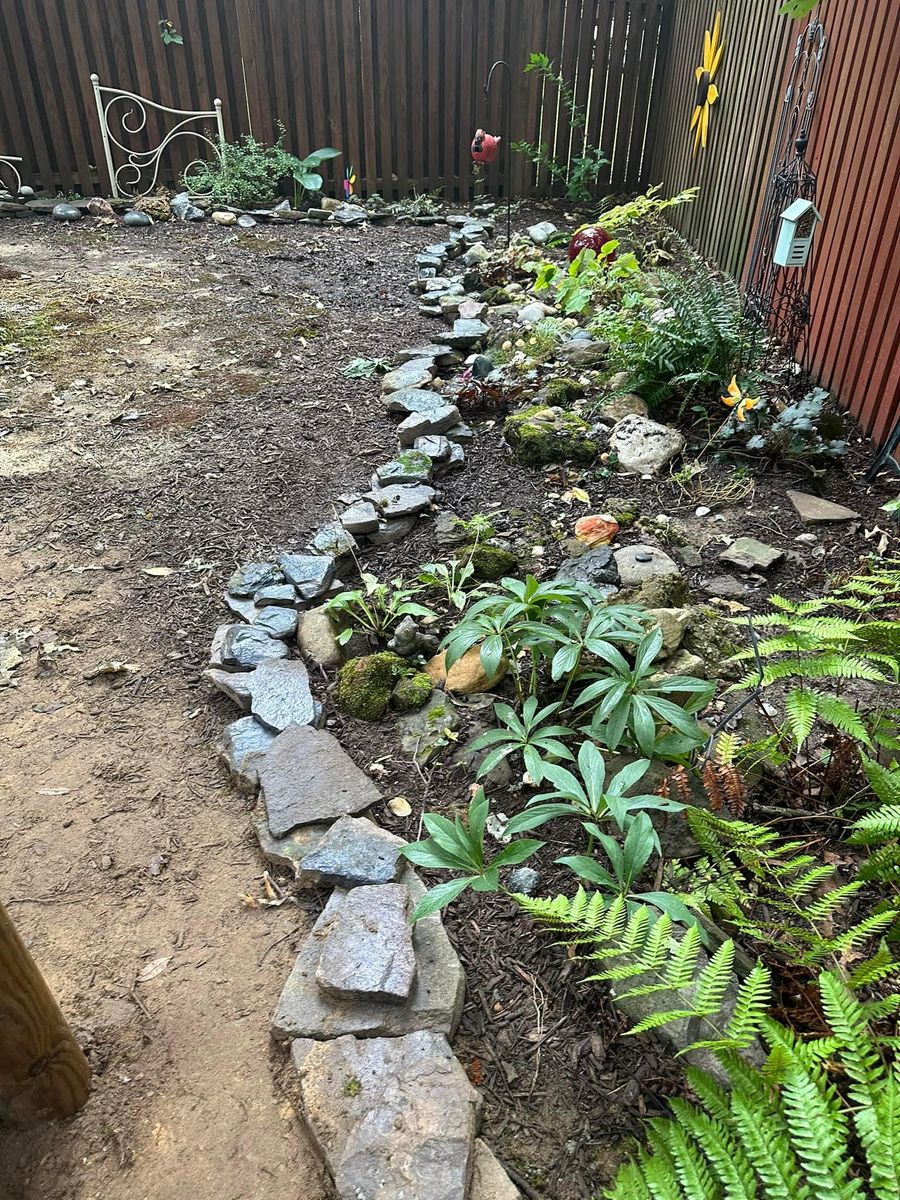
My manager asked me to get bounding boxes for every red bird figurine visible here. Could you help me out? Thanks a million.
[568,225,616,262]
[471,129,501,164]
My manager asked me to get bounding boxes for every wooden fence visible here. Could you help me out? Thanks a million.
[0,0,667,201]
[651,0,900,448]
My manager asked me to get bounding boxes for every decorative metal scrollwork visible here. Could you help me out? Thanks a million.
[744,16,828,363]
[90,75,226,199]
[0,155,23,197]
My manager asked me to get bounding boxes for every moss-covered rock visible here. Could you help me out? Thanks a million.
[603,494,641,526]
[334,652,405,720]
[391,671,433,712]
[682,607,740,678]
[543,376,585,405]
[503,405,598,468]
[629,572,692,609]
[459,543,519,581]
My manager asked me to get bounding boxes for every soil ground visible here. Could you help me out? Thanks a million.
[1,210,896,1200]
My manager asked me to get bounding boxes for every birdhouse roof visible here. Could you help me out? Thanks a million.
[781,197,821,223]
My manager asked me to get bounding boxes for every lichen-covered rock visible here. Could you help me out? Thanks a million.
[391,671,433,712]
[630,572,692,609]
[374,450,433,487]
[397,690,462,762]
[503,405,598,467]
[644,608,691,657]
[462,543,519,582]
[603,494,641,525]
[334,653,406,720]
[610,414,685,475]
[682,607,740,677]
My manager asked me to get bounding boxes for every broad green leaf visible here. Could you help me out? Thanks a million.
[411,878,472,920]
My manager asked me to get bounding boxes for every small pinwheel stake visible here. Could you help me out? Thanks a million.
[691,11,724,156]
[722,376,759,423]
[343,166,356,199]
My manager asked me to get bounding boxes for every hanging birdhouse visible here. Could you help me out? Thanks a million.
[774,198,822,268]
[471,129,501,164]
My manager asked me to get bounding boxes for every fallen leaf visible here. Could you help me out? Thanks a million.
[136,956,171,983]
[83,661,140,679]
[141,566,175,577]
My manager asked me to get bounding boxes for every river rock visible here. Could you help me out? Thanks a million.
[614,544,681,587]
[297,814,406,888]
[558,338,607,368]
[52,203,82,222]
[212,210,237,225]
[397,404,461,445]
[527,220,557,245]
[610,414,685,475]
[171,191,205,221]
[297,606,342,668]
[220,625,290,670]
[315,883,416,1003]
[425,649,506,695]
[123,209,152,227]
[272,870,465,1039]
[277,553,335,602]
[217,715,277,793]
[259,725,381,835]
[290,1030,480,1200]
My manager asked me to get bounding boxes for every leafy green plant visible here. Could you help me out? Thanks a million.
[573,626,714,757]
[780,0,819,18]
[511,53,609,203]
[158,18,183,45]
[418,558,482,612]
[400,787,543,919]
[687,808,898,974]
[288,146,342,205]
[451,512,498,542]
[469,697,575,781]
[341,357,391,378]
[849,756,900,940]
[594,183,700,233]
[324,573,435,645]
[519,889,771,1053]
[605,969,900,1200]
[188,131,297,206]
[721,386,848,468]
[533,244,642,314]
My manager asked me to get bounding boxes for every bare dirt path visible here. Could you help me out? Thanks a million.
[0,214,437,1200]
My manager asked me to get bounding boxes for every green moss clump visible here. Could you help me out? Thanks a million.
[503,405,598,468]
[543,376,585,405]
[334,652,405,720]
[396,449,432,474]
[391,672,433,713]
[460,543,519,581]
[603,494,641,526]
[480,286,513,305]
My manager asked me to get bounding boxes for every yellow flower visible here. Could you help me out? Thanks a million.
[722,376,759,422]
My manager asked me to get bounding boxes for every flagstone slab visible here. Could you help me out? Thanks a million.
[217,715,277,793]
[786,489,860,523]
[297,814,406,888]
[315,883,417,1004]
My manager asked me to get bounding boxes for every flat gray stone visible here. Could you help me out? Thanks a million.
[786,489,859,523]
[277,553,336,602]
[446,442,466,469]
[254,806,330,876]
[614,544,681,587]
[224,593,258,622]
[308,522,357,558]
[369,483,436,518]
[297,606,342,668]
[368,517,418,545]
[273,869,465,1040]
[207,658,320,732]
[253,583,297,607]
[253,605,298,640]
[719,537,784,573]
[435,318,490,350]
[340,500,380,535]
[397,405,461,446]
[228,562,284,597]
[472,1141,521,1200]
[260,724,381,836]
[381,359,435,394]
[701,574,749,599]
[290,1030,480,1200]
[558,339,607,368]
[396,344,460,367]
[414,435,451,460]
[383,388,446,416]
[217,715,277,793]
[298,814,406,888]
[316,883,416,1003]
[220,624,290,670]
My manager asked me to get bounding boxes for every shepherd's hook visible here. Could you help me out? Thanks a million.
[484,59,512,246]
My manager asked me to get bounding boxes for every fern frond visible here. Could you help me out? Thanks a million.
[784,688,818,746]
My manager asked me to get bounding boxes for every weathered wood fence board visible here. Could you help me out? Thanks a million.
[0,0,664,201]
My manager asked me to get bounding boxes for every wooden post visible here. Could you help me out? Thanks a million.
[0,900,91,1123]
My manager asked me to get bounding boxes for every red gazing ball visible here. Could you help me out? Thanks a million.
[568,225,616,262]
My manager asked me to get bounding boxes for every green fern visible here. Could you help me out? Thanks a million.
[847,758,900,939]
[517,888,771,1053]
[605,971,900,1200]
